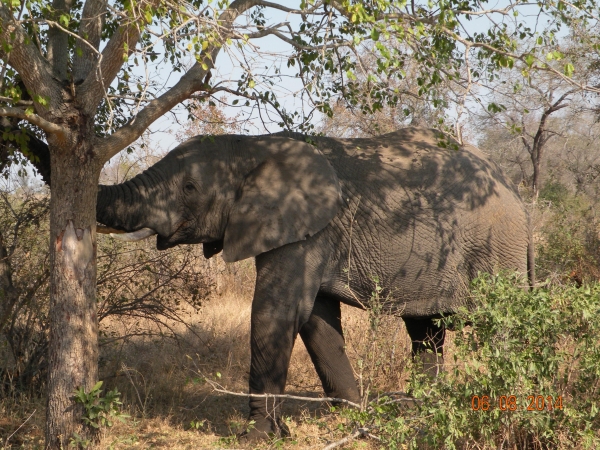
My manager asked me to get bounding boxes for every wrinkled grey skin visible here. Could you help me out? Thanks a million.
[97,127,533,439]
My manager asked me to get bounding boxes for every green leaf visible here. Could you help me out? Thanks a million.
[564,63,574,77]
[525,54,535,67]
[33,95,48,106]
[59,14,69,27]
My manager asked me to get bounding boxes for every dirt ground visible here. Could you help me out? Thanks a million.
[1,261,423,449]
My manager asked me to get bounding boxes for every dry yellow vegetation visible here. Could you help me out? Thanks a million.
[2,260,421,449]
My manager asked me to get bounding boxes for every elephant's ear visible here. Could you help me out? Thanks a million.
[222,138,342,262]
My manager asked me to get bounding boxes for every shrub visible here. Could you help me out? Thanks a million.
[537,185,600,284]
[0,189,214,398]
[342,274,600,449]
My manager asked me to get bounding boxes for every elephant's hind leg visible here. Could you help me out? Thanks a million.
[403,317,446,377]
[299,296,361,405]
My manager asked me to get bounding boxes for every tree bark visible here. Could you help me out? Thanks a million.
[45,130,102,449]
[0,229,19,335]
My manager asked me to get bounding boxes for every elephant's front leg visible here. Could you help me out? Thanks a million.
[246,242,327,440]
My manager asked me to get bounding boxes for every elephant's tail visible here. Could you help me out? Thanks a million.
[527,228,535,290]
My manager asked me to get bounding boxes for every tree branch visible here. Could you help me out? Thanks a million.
[47,0,73,81]
[322,429,370,450]
[0,5,61,108]
[73,0,108,82]
[0,107,66,138]
[532,89,576,152]
[199,376,362,408]
[78,13,141,115]
[253,0,325,14]
[241,26,353,50]
[96,0,261,161]
[95,62,213,161]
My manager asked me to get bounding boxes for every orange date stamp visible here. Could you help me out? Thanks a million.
[471,395,563,412]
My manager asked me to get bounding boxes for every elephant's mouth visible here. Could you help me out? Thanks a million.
[156,233,178,250]
[155,220,192,250]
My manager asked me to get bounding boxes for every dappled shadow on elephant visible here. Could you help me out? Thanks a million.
[97,127,533,438]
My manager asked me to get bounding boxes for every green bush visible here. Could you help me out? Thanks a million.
[343,274,600,449]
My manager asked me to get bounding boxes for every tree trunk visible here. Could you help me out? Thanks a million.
[45,135,101,449]
[531,153,540,203]
[0,229,18,335]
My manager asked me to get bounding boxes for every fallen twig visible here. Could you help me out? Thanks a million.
[4,409,36,447]
[322,427,379,450]
[200,372,420,411]
[192,369,364,407]
[204,377,361,409]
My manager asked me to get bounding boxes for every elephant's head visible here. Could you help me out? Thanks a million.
[97,135,343,262]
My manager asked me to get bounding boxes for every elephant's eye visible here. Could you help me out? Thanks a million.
[184,182,196,192]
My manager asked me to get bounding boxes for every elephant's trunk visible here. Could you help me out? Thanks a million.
[96,168,163,233]
[97,161,179,240]
[97,183,145,232]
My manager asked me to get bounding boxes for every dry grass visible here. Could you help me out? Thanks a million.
[1,260,419,449]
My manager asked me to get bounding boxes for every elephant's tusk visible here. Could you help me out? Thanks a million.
[97,225,126,234]
[108,227,157,242]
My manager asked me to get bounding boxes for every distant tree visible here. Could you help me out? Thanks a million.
[474,69,585,201]
[318,51,453,137]
[176,97,242,142]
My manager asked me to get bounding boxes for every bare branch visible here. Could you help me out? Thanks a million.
[322,429,370,450]
[199,376,362,408]
[0,96,33,106]
[241,26,353,50]
[2,409,36,448]
[255,0,325,14]
[96,63,212,160]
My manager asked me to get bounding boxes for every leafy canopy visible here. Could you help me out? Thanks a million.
[0,0,598,176]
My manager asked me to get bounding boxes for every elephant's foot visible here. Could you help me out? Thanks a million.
[239,416,290,442]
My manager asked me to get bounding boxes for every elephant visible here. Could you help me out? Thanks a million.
[96,127,533,439]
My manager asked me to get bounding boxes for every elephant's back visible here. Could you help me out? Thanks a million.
[314,128,529,317]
